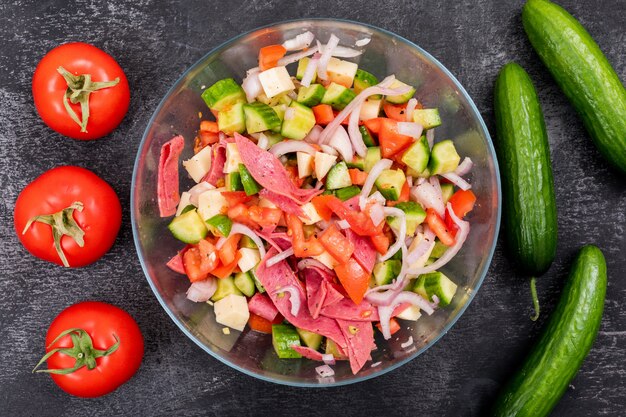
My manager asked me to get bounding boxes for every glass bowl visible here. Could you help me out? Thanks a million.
[131,19,501,387]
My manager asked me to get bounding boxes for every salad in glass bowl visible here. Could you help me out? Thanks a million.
[156,31,477,377]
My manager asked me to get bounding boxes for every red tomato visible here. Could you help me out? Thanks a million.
[319,224,354,264]
[14,166,122,267]
[221,191,252,207]
[32,43,130,140]
[34,302,143,398]
[334,257,370,305]
[258,45,287,71]
[248,206,283,228]
[218,234,241,265]
[184,239,219,282]
[383,102,408,121]
[425,208,456,246]
[378,119,413,158]
[448,189,477,218]
[286,214,324,257]
[370,233,390,255]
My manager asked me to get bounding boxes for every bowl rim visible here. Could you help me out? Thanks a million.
[131,17,502,388]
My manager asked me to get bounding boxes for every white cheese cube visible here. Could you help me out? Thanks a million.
[359,99,382,121]
[183,145,213,183]
[197,188,228,221]
[224,143,243,174]
[175,191,192,216]
[213,294,249,331]
[314,151,337,180]
[299,202,322,225]
[396,305,422,321]
[312,250,339,269]
[258,66,296,98]
[237,248,261,273]
[296,152,314,178]
[408,232,436,270]
[326,57,358,88]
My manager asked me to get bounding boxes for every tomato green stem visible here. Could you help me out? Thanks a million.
[32,328,120,375]
[530,277,541,321]
[22,201,85,267]
[57,66,120,133]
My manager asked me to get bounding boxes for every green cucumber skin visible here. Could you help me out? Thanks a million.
[522,0,626,174]
[492,245,607,417]
[494,62,557,275]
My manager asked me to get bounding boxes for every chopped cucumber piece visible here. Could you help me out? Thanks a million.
[420,271,458,307]
[234,271,256,297]
[272,324,302,358]
[325,338,345,359]
[396,305,422,321]
[211,276,242,302]
[346,155,365,170]
[240,235,258,249]
[296,328,323,350]
[258,92,292,107]
[281,101,316,140]
[430,240,449,259]
[251,266,265,293]
[372,260,401,286]
[179,204,196,215]
[375,169,406,201]
[354,69,380,96]
[225,172,244,191]
[296,57,316,82]
[413,108,442,129]
[239,163,262,195]
[205,214,233,237]
[217,102,246,134]
[326,161,352,190]
[385,79,416,104]
[440,183,455,204]
[271,104,287,133]
[296,84,326,107]
[243,102,281,133]
[168,210,208,244]
[360,125,377,147]
[401,135,430,173]
[335,185,361,201]
[386,201,426,235]
[321,82,356,110]
[429,139,460,175]
[264,131,284,147]
[364,146,382,173]
[201,78,246,111]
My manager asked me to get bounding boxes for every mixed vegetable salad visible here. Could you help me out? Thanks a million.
[157,31,477,376]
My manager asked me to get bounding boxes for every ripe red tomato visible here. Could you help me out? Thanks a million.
[14,166,122,267]
[32,43,130,140]
[35,302,144,398]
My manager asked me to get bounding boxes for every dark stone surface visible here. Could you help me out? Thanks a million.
[0,0,624,416]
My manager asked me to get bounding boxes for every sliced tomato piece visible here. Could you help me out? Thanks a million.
[334,257,370,305]
[325,196,383,236]
[319,224,354,264]
[383,102,408,121]
[200,120,219,133]
[379,118,413,158]
[248,312,273,334]
[258,45,287,71]
[348,168,368,186]
[286,214,324,257]
[311,195,335,221]
[364,117,384,135]
[211,252,242,279]
[425,208,455,246]
[221,191,252,207]
[227,203,258,229]
[448,189,476,218]
[312,104,334,126]
[376,317,401,335]
[248,206,282,228]
[183,239,219,282]
[218,233,241,265]
[370,233,390,255]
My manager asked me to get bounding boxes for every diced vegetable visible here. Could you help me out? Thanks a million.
[234,271,256,297]
[201,78,246,111]
[429,140,460,175]
[272,324,302,358]
[413,108,442,129]
[238,163,262,195]
[375,169,406,201]
[205,214,233,237]
[321,82,357,110]
[217,102,246,134]
[168,209,208,244]
[281,101,316,140]
[326,161,352,190]
[243,102,281,133]
[296,84,326,107]
[211,276,243,302]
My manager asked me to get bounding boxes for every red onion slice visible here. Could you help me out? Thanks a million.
[359,159,393,209]
[337,219,350,229]
[277,44,320,66]
[242,71,262,103]
[317,34,340,80]
[355,38,371,47]
[426,128,435,149]
[400,336,414,349]
[376,291,434,339]
[406,226,436,264]
[405,98,418,122]
[320,144,338,156]
[297,258,334,275]
[186,278,217,303]
[282,31,315,51]
[266,247,295,267]
[368,203,385,227]
[257,133,269,150]
[269,140,316,158]
[440,172,472,191]
[328,125,354,162]
[410,181,444,217]
[397,122,423,138]
[366,191,387,206]
[230,223,267,260]
[304,124,323,144]
[455,157,474,176]
[273,284,301,316]
[322,353,336,365]
[315,364,335,377]
[188,181,215,206]
[300,53,320,87]
[406,203,470,276]
[331,45,363,58]
[380,207,406,262]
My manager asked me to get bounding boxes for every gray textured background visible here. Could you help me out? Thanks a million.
[1,0,624,416]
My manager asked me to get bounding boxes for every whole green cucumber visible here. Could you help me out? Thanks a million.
[494,62,557,275]
[523,0,626,174]
[492,245,607,417]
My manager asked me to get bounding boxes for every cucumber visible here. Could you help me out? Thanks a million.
[375,168,406,201]
[225,172,243,192]
[238,163,262,195]
[359,125,377,147]
[522,0,626,174]
[386,201,426,235]
[201,78,246,111]
[492,245,607,417]
[251,266,265,293]
[440,183,455,204]
[205,214,232,237]
[419,271,457,307]
[168,210,208,244]
[296,57,316,82]
[372,260,401,286]
[326,161,352,190]
[234,271,256,297]
[430,240,449,259]
[243,102,281,134]
[412,108,442,129]
[281,101,316,140]
[401,135,430,173]
[354,69,380,97]
[494,62,557,275]
[211,276,242,302]
[335,185,361,201]
[346,155,365,170]
[385,79,415,104]
[217,102,246,134]
[272,324,302,359]
[428,140,460,175]
[364,146,381,173]
[321,82,356,110]
[264,131,284,148]
[240,235,258,249]
[296,328,323,350]
[297,84,326,107]
[179,204,195,215]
